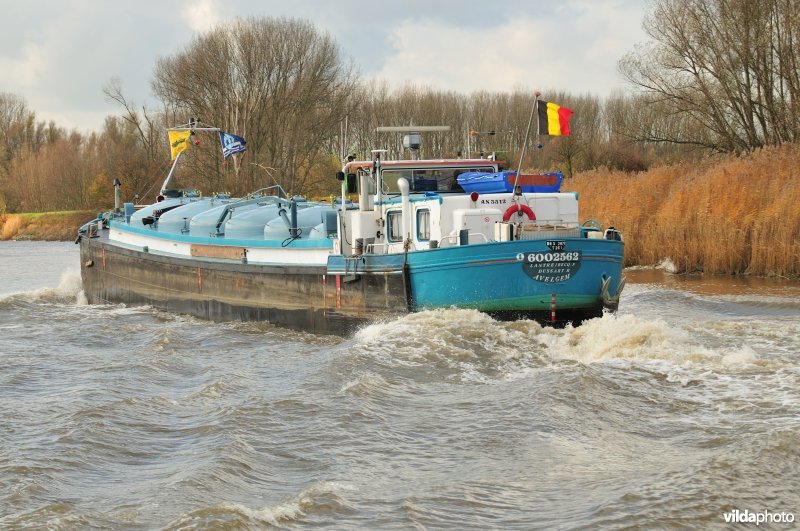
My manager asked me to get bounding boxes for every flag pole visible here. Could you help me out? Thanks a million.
[513,90,541,196]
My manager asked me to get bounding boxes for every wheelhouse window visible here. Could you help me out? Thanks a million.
[416,209,430,241]
[382,167,497,193]
[387,211,403,242]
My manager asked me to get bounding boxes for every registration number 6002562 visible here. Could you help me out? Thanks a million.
[517,250,583,283]
[516,251,579,263]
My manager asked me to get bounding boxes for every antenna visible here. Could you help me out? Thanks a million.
[376,126,450,160]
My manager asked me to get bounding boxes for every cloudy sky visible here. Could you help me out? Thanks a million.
[1,0,650,133]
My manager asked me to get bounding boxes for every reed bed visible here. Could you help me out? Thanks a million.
[566,143,800,277]
[0,211,95,241]
[0,215,22,240]
[2,147,798,278]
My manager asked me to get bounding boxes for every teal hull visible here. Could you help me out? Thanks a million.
[406,238,624,317]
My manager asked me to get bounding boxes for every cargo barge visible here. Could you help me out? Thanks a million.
[78,123,625,335]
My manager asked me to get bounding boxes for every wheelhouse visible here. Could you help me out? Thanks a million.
[343,159,504,194]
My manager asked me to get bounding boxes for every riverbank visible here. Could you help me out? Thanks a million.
[0,211,95,241]
[2,144,798,277]
[568,143,800,278]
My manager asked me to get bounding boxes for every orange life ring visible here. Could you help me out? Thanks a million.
[502,204,536,221]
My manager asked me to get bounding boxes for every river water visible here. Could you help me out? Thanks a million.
[1,241,799,529]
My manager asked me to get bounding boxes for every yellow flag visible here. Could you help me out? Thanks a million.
[168,130,192,160]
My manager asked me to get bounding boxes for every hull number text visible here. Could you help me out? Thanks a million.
[521,250,582,283]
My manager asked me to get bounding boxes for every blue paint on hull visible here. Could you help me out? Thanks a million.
[406,238,624,312]
[327,237,624,317]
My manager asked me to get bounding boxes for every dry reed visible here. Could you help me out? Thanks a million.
[2,152,798,278]
[0,211,94,241]
[1,215,23,240]
[565,143,800,277]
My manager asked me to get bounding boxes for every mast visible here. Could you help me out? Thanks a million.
[512,91,541,195]
[160,152,183,196]
[160,119,221,195]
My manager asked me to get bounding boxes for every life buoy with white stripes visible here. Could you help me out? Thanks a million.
[502,204,536,221]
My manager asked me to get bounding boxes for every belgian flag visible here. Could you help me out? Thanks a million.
[537,100,573,136]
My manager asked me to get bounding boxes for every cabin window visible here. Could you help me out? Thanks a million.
[416,209,430,241]
[387,210,403,242]
[382,167,496,193]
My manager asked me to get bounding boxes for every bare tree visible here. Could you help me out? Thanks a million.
[0,93,57,162]
[619,0,800,151]
[151,16,357,196]
[103,78,163,163]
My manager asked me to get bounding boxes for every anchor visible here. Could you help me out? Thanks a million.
[600,274,626,310]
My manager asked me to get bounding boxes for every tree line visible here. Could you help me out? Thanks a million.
[1,0,797,214]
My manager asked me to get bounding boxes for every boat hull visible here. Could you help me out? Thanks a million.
[80,230,624,335]
[405,237,624,324]
[79,234,407,336]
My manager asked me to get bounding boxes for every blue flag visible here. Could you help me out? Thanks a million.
[219,131,247,159]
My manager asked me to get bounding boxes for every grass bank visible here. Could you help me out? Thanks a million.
[567,143,800,277]
[0,211,95,241]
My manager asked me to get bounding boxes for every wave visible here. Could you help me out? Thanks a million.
[712,293,800,312]
[0,269,86,306]
[544,314,759,366]
[354,308,548,362]
[351,309,767,379]
[164,481,354,528]
[621,259,680,273]
[191,379,226,399]
[656,258,680,273]
[340,371,391,396]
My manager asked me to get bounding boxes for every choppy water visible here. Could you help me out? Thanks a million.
[1,241,799,529]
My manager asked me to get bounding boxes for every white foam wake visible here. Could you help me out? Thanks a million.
[0,268,86,305]
[354,309,763,371]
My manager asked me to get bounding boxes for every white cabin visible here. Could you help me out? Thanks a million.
[337,158,579,256]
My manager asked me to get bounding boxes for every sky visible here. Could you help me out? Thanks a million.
[0,0,650,133]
